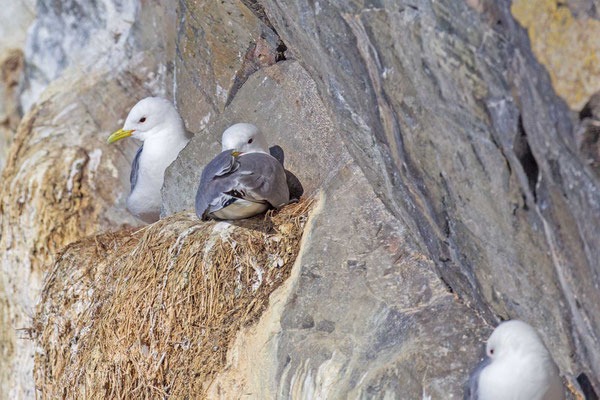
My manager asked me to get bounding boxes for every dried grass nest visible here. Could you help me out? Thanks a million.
[34,199,313,399]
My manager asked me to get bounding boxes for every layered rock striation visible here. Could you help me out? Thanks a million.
[0,0,598,398]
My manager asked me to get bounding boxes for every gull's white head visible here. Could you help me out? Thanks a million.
[221,123,269,154]
[475,320,565,400]
[108,97,184,143]
[486,320,549,359]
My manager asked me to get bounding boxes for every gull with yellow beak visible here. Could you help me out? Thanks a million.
[195,123,289,220]
[108,97,192,223]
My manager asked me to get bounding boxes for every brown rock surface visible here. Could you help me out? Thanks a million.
[512,0,600,110]
[0,60,162,398]
[175,0,281,133]
[0,0,598,398]
[0,49,25,172]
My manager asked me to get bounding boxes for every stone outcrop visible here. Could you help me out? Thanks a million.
[165,57,493,397]
[0,0,598,399]
[254,0,600,394]
[512,0,600,110]
[0,0,177,396]
[0,0,34,171]
[0,50,25,172]
[205,162,491,399]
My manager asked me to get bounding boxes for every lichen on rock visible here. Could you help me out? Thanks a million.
[512,0,600,110]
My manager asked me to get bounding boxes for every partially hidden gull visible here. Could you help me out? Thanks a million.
[464,320,564,400]
[195,123,289,220]
[107,97,192,223]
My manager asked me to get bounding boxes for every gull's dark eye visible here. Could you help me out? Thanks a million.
[248,138,253,144]
[490,349,494,355]
[139,117,146,123]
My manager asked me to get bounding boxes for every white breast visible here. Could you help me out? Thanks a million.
[212,199,268,220]
[478,352,564,400]
[126,133,189,223]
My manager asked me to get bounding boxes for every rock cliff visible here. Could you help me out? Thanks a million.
[0,0,598,399]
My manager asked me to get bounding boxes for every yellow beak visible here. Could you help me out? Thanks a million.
[107,128,134,144]
[231,151,243,157]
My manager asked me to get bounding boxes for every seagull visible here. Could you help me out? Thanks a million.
[464,320,565,400]
[195,123,289,220]
[107,97,192,223]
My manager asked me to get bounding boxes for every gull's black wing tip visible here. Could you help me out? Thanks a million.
[269,145,285,166]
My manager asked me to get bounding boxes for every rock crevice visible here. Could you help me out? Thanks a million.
[0,0,598,398]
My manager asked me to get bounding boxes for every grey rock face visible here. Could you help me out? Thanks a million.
[0,0,34,172]
[0,0,35,53]
[208,162,491,399]
[256,0,600,391]
[163,60,350,215]
[0,0,597,398]
[20,0,176,112]
[174,0,281,134]
[20,0,134,110]
[164,55,493,398]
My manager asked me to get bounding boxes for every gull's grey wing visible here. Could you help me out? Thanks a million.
[195,150,239,219]
[464,356,491,400]
[207,149,239,177]
[130,145,143,191]
[195,152,289,220]
[232,152,289,207]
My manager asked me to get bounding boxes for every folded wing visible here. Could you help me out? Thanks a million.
[464,356,490,400]
[195,151,289,220]
[130,145,143,191]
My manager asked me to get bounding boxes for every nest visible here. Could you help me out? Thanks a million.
[34,199,313,399]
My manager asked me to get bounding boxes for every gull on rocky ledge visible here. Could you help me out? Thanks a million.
[107,97,191,223]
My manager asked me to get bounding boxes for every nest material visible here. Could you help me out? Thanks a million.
[34,199,313,399]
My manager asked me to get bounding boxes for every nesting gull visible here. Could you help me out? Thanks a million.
[195,123,289,220]
[464,320,564,400]
[107,97,191,223]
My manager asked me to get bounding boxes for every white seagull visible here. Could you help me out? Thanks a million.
[464,320,565,400]
[195,123,289,220]
[107,97,191,223]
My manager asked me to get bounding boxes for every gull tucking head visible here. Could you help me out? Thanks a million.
[485,320,549,359]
